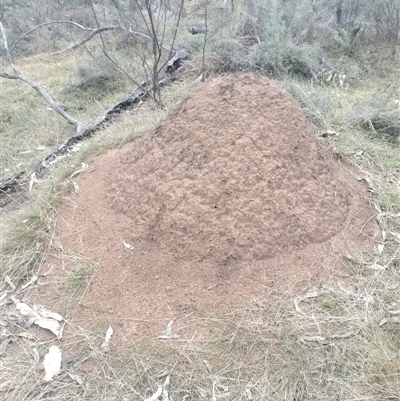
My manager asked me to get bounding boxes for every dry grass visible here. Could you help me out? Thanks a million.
[1,54,400,400]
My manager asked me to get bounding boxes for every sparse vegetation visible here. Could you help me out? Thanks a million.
[1,1,399,400]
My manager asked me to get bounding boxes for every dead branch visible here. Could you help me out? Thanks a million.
[0,21,82,129]
[10,20,97,52]
[9,19,169,56]
[35,47,190,176]
[53,26,118,55]
[1,18,189,201]
[0,47,190,198]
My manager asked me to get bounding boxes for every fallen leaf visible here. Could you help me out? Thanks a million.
[144,386,162,401]
[366,263,386,271]
[70,179,79,193]
[70,143,82,153]
[300,335,326,343]
[330,330,359,339]
[251,298,264,308]
[102,326,113,350]
[35,317,61,337]
[68,373,86,387]
[18,332,36,340]
[33,347,40,363]
[11,297,62,337]
[41,266,54,277]
[294,289,330,314]
[11,297,40,319]
[70,163,89,179]
[36,305,63,321]
[390,231,400,243]
[0,338,10,356]
[21,274,38,290]
[158,320,179,339]
[380,317,400,326]
[5,276,16,291]
[123,241,134,250]
[43,345,62,381]
[29,172,38,192]
[204,359,213,375]
[245,387,253,400]
[162,375,170,401]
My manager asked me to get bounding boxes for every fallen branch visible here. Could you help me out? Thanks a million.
[0,47,190,198]
[10,20,99,52]
[52,26,118,55]
[0,22,82,129]
[1,19,189,199]
[35,47,189,175]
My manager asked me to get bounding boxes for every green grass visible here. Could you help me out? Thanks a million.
[64,264,91,293]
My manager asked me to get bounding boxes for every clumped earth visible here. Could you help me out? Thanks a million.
[33,72,378,342]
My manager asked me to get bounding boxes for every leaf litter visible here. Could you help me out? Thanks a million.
[10,296,63,338]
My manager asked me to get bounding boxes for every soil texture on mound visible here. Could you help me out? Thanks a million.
[32,72,378,342]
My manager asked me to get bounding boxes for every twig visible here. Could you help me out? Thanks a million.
[10,20,97,52]
[52,26,118,55]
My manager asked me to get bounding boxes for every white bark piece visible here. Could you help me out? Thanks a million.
[43,345,62,381]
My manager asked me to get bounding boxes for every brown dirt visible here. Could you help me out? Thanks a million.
[31,72,378,344]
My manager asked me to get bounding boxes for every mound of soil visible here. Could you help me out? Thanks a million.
[34,72,377,340]
[108,74,350,263]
